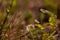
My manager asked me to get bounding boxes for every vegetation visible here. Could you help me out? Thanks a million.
[0,0,59,40]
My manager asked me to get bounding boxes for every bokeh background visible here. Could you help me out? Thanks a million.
[0,0,60,40]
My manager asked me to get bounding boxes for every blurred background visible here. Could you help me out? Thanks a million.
[0,0,60,40]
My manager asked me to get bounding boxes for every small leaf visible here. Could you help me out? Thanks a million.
[49,14,57,28]
[36,24,44,30]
